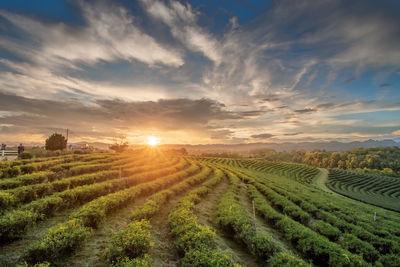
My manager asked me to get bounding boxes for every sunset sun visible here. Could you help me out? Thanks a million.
[147,136,160,146]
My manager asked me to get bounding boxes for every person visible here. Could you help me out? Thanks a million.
[18,143,25,155]
[1,143,5,157]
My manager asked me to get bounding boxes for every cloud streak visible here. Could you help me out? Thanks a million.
[0,1,184,68]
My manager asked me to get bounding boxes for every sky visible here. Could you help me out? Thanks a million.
[0,0,399,145]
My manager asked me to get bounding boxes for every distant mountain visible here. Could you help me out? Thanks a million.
[164,139,400,154]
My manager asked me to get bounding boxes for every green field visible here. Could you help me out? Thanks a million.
[327,169,400,212]
[0,152,399,266]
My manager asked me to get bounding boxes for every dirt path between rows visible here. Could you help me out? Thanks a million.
[312,168,336,194]
[59,197,149,267]
[0,208,76,266]
[195,177,260,267]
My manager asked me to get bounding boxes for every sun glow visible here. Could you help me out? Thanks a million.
[147,136,160,146]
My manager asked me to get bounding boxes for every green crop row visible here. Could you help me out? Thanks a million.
[257,174,400,257]
[327,168,400,212]
[253,177,380,263]
[168,168,239,267]
[0,171,55,190]
[246,183,367,267]
[1,170,119,209]
[0,158,189,242]
[103,219,153,265]
[131,165,212,220]
[0,154,117,179]
[103,165,213,265]
[24,162,200,263]
[217,171,282,261]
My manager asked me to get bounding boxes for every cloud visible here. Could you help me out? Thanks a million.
[210,129,234,139]
[313,103,337,111]
[283,132,304,136]
[343,77,356,84]
[251,133,275,139]
[379,83,392,87]
[0,1,184,68]
[393,130,400,135]
[141,0,222,64]
[294,108,316,114]
[0,92,239,143]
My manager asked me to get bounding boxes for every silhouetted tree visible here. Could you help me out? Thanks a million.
[45,133,67,151]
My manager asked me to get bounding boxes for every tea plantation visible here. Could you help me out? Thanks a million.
[0,152,399,266]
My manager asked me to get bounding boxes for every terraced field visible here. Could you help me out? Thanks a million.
[327,169,400,212]
[0,153,399,266]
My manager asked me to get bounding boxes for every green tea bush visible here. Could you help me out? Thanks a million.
[268,252,311,267]
[25,219,90,263]
[103,220,152,262]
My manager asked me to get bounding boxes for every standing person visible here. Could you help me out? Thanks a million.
[18,143,24,155]
[1,143,5,157]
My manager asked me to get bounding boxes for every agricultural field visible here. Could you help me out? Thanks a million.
[0,152,399,267]
[327,169,400,212]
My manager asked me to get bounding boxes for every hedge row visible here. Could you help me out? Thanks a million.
[0,154,117,179]
[24,162,201,263]
[246,184,367,267]
[168,168,239,267]
[217,171,283,262]
[0,171,55,190]
[1,170,119,209]
[0,158,190,242]
[259,176,400,257]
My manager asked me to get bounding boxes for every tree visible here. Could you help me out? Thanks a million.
[109,135,129,153]
[109,142,128,153]
[45,133,67,151]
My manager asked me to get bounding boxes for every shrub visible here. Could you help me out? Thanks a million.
[378,254,400,267]
[268,252,311,267]
[19,152,33,159]
[20,164,36,174]
[25,219,90,263]
[103,220,152,263]
[1,166,21,178]
[181,248,237,267]
[112,256,151,267]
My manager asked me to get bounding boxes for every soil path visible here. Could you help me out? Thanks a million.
[312,168,336,194]
[0,208,75,266]
[60,197,149,267]
[195,177,260,267]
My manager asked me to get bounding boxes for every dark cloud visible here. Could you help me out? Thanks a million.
[379,83,392,87]
[237,110,266,117]
[259,94,282,102]
[314,103,337,110]
[276,106,288,109]
[294,108,315,113]
[283,132,304,136]
[0,92,240,140]
[343,77,356,84]
[251,133,274,139]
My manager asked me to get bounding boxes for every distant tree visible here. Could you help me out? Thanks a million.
[45,133,67,151]
[109,135,129,153]
[109,142,129,153]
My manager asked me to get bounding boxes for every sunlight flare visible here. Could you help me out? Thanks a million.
[147,136,160,146]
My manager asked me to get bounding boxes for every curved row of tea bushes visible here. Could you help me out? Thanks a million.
[103,165,214,265]
[0,158,190,242]
[327,169,400,212]
[24,163,201,264]
[168,169,239,266]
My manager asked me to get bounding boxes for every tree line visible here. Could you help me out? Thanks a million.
[257,147,400,176]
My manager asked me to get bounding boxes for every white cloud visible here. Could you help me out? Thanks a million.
[142,0,222,64]
[0,2,184,68]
